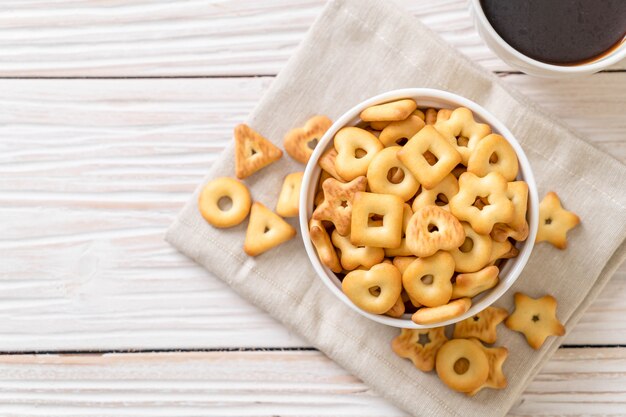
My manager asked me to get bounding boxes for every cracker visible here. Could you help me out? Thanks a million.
[434,107,491,166]
[453,306,509,344]
[334,127,383,181]
[424,108,437,125]
[413,109,425,120]
[505,292,566,349]
[435,338,489,393]
[342,263,402,314]
[391,327,448,372]
[331,230,385,270]
[283,115,333,164]
[312,176,367,236]
[536,191,580,249]
[369,120,391,130]
[467,133,519,181]
[397,125,462,189]
[244,202,296,256]
[488,238,519,264]
[384,204,414,257]
[198,177,251,228]
[411,173,459,212]
[467,339,508,395]
[411,297,472,325]
[309,219,342,273]
[402,251,454,307]
[366,146,419,201]
[491,181,529,242]
[451,265,500,299]
[318,147,345,181]
[234,124,282,179]
[406,205,465,258]
[359,99,417,122]
[379,115,425,147]
[385,294,406,318]
[350,191,404,248]
[449,222,492,273]
[449,172,514,235]
[276,172,303,218]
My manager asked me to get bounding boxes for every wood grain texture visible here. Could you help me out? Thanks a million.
[0,0,623,77]
[0,76,624,350]
[0,349,624,416]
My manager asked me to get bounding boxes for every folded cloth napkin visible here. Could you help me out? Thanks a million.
[166,0,626,415]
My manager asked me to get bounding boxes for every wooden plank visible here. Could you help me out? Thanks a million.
[0,349,624,416]
[0,76,624,350]
[0,0,623,77]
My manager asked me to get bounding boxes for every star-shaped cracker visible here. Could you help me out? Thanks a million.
[536,191,580,249]
[505,293,565,349]
[312,176,367,236]
[467,339,508,395]
[391,327,448,372]
[453,306,509,344]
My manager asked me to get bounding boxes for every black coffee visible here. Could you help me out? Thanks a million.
[480,0,626,65]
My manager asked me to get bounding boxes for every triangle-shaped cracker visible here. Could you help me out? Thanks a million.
[234,124,283,179]
[244,202,296,256]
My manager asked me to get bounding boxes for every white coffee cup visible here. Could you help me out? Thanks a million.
[469,0,626,78]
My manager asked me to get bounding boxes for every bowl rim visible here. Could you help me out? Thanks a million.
[299,88,539,328]
[469,0,626,74]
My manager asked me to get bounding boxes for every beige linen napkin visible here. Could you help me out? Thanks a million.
[166,0,626,415]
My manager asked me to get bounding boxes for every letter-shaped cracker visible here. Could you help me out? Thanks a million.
[411,173,459,212]
[283,115,333,164]
[379,115,425,147]
[435,338,489,393]
[366,146,420,201]
[449,172,514,235]
[453,306,509,344]
[491,181,529,242]
[397,125,462,189]
[244,202,296,256]
[411,298,472,325]
[434,107,491,165]
[391,327,448,372]
[309,219,342,273]
[318,147,345,181]
[331,230,385,270]
[334,127,383,181]
[452,265,500,299]
[359,99,417,122]
[342,263,402,314]
[402,251,454,307]
[350,191,404,248]
[198,177,251,228]
[234,124,282,179]
[449,222,492,273]
[505,292,566,349]
[406,205,465,258]
[467,133,519,181]
[312,176,367,236]
[276,172,303,218]
[536,191,580,249]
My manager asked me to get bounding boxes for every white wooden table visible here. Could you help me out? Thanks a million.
[1,1,625,415]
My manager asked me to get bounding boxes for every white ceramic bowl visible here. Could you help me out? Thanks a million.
[299,88,539,328]
[469,0,626,78]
